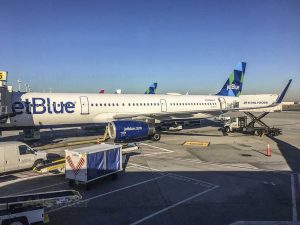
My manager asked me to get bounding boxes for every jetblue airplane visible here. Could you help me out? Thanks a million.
[0,62,292,141]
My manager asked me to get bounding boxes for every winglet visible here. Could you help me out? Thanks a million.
[276,79,292,103]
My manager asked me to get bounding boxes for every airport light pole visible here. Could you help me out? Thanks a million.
[17,79,21,92]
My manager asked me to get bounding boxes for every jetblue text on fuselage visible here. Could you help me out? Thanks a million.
[12,98,75,115]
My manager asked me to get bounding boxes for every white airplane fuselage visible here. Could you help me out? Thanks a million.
[9,92,238,128]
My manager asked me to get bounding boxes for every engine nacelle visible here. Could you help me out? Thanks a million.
[108,120,155,141]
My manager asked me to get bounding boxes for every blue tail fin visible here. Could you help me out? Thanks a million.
[276,79,292,103]
[216,62,246,97]
[145,82,157,94]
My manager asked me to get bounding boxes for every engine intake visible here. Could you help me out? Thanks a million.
[108,120,156,141]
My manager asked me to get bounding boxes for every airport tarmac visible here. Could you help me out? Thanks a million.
[1,111,300,225]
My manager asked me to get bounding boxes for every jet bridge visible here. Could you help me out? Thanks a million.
[0,71,12,124]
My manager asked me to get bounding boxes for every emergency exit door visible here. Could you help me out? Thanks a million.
[80,96,90,114]
[160,99,167,112]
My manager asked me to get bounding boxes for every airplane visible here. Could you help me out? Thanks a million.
[0,62,292,141]
[98,82,157,95]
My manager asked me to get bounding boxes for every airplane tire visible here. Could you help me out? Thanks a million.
[225,127,230,133]
[151,133,161,141]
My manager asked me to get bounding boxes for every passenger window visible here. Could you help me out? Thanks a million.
[154,103,156,106]
[91,104,94,107]
[112,103,115,106]
[133,103,135,106]
[144,103,146,106]
[122,103,125,106]
[104,103,106,106]
[19,145,35,155]
[157,103,159,106]
[151,103,153,106]
[128,103,131,106]
[147,103,149,106]
[100,103,102,106]
[108,103,111,106]
[116,103,119,106]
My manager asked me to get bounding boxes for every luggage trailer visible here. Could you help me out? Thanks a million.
[0,190,81,225]
[65,143,123,190]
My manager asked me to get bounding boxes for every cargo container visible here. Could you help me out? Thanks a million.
[65,144,122,188]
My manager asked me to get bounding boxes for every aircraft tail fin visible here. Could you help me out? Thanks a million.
[275,79,292,103]
[145,82,157,94]
[216,62,246,97]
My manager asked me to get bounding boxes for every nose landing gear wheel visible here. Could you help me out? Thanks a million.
[151,133,161,141]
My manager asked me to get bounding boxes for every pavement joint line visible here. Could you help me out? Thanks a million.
[130,185,219,225]
[8,181,69,196]
[128,162,217,188]
[48,174,169,214]
[0,173,62,188]
[291,173,298,222]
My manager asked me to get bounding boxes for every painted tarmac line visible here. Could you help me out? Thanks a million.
[48,174,169,213]
[140,143,174,154]
[130,185,219,225]
[128,162,216,188]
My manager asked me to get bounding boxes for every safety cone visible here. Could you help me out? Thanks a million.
[266,144,271,157]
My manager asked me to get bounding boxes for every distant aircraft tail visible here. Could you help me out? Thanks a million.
[145,82,157,94]
[216,62,246,97]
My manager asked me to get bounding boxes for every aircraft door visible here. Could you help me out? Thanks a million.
[160,99,167,112]
[80,96,90,114]
[218,97,226,109]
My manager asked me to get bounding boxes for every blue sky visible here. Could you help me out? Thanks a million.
[0,0,299,100]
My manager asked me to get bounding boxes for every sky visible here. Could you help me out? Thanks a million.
[0,0,299,100]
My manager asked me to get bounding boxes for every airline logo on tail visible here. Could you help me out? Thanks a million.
[145,83,157,94]
[217,62,246,97]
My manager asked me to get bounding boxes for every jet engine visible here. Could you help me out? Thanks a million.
[108,120,159,142]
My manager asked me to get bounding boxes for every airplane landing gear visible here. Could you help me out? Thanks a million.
[151,133,161,141]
